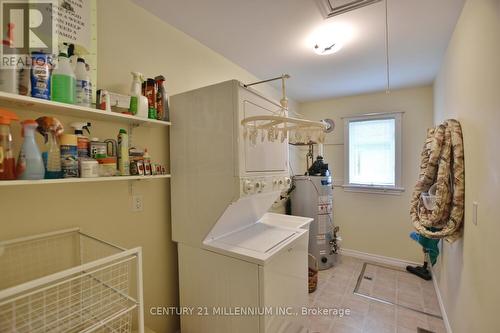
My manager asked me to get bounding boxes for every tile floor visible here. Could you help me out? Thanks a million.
[306,256,447,333]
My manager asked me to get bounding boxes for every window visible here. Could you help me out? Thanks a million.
[344,113,403,193]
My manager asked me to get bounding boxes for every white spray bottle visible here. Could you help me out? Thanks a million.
[70,122,91,157]
[129,72,148,118]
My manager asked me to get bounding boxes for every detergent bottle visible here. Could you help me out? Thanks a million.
[51,44,76,104]
[129,72,149,118]
[16,120,45,180]
[70,122,91,157]
[0,108,19,180]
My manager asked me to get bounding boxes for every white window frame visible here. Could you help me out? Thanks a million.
[343,112,404,194]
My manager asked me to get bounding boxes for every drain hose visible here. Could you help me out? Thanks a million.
[410,119,465,242]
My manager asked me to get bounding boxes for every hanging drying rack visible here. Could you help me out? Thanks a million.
[241,74,333,145]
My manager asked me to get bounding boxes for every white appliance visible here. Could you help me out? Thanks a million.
[171,80,312,333]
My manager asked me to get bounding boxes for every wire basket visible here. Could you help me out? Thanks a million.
[0,228,144,333]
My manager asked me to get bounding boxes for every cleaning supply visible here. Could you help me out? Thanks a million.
[0,108,19,180]
[60,134,78,178]
[155,75,170,121]
[129,72,149,117]
[96,89,111,111]
[70,122,91,157]
[143,78,157,119]
[97,157,117,177]
[89,138,107,159]
[36,117,63,179]
[117,129,130,176]
[75,58,92,107]
[51,44,76,104]
[30,52,51,100]
[79,158,99,178]
[16,120,45,180]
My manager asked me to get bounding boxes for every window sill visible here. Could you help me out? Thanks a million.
[342,184,405,195]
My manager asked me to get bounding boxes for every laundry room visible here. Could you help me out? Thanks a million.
[0,0,498,333]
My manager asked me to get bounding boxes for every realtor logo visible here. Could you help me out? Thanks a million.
[1,0,55,67]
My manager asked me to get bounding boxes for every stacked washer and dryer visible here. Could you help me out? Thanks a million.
[171,80,313,333]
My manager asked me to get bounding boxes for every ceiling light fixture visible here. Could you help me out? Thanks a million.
[307,22,353,56]
[313,41,342,55]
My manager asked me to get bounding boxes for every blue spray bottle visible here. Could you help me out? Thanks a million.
[16,120,45,180]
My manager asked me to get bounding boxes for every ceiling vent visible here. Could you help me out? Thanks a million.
[316,0,382,18]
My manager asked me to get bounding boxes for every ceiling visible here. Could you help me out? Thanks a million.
[133,0,465,102]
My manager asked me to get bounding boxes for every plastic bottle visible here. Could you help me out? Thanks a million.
[0,108,19,180]
[144,78,157,119]
[16,120,45,180]
[60,134,78,178]
[75,58,92,107]
[70,122,91,157]
[51,44,76,104]
[36,116,63,179]
[129,72,149,117]
[155,75,170,121]
[117,129,130,176]
[43,129,62,179]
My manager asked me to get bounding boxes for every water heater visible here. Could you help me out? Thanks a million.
[291,175,337,270]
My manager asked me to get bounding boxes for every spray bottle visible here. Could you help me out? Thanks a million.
[70,122,91,157]
[155,75,170,121]
[51,44,76,104]
[129,72,149,118]
[36,117,63,179]
[16,120,45,180]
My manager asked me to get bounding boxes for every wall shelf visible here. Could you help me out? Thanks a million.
[0,92,171,127]
[0,174,171,187]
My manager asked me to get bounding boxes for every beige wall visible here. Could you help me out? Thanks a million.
[433,0,500,332]
[297,86,434,262]
[0,1,293,332]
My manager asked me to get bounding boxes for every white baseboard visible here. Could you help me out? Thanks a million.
[429,263,453,333]
[339,248,420,268]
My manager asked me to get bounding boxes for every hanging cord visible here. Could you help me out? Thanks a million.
[385,0,391,94]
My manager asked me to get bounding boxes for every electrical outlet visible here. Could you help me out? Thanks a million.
[132,195,144,212]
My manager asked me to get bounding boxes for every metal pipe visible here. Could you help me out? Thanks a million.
[244,74,290,88]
